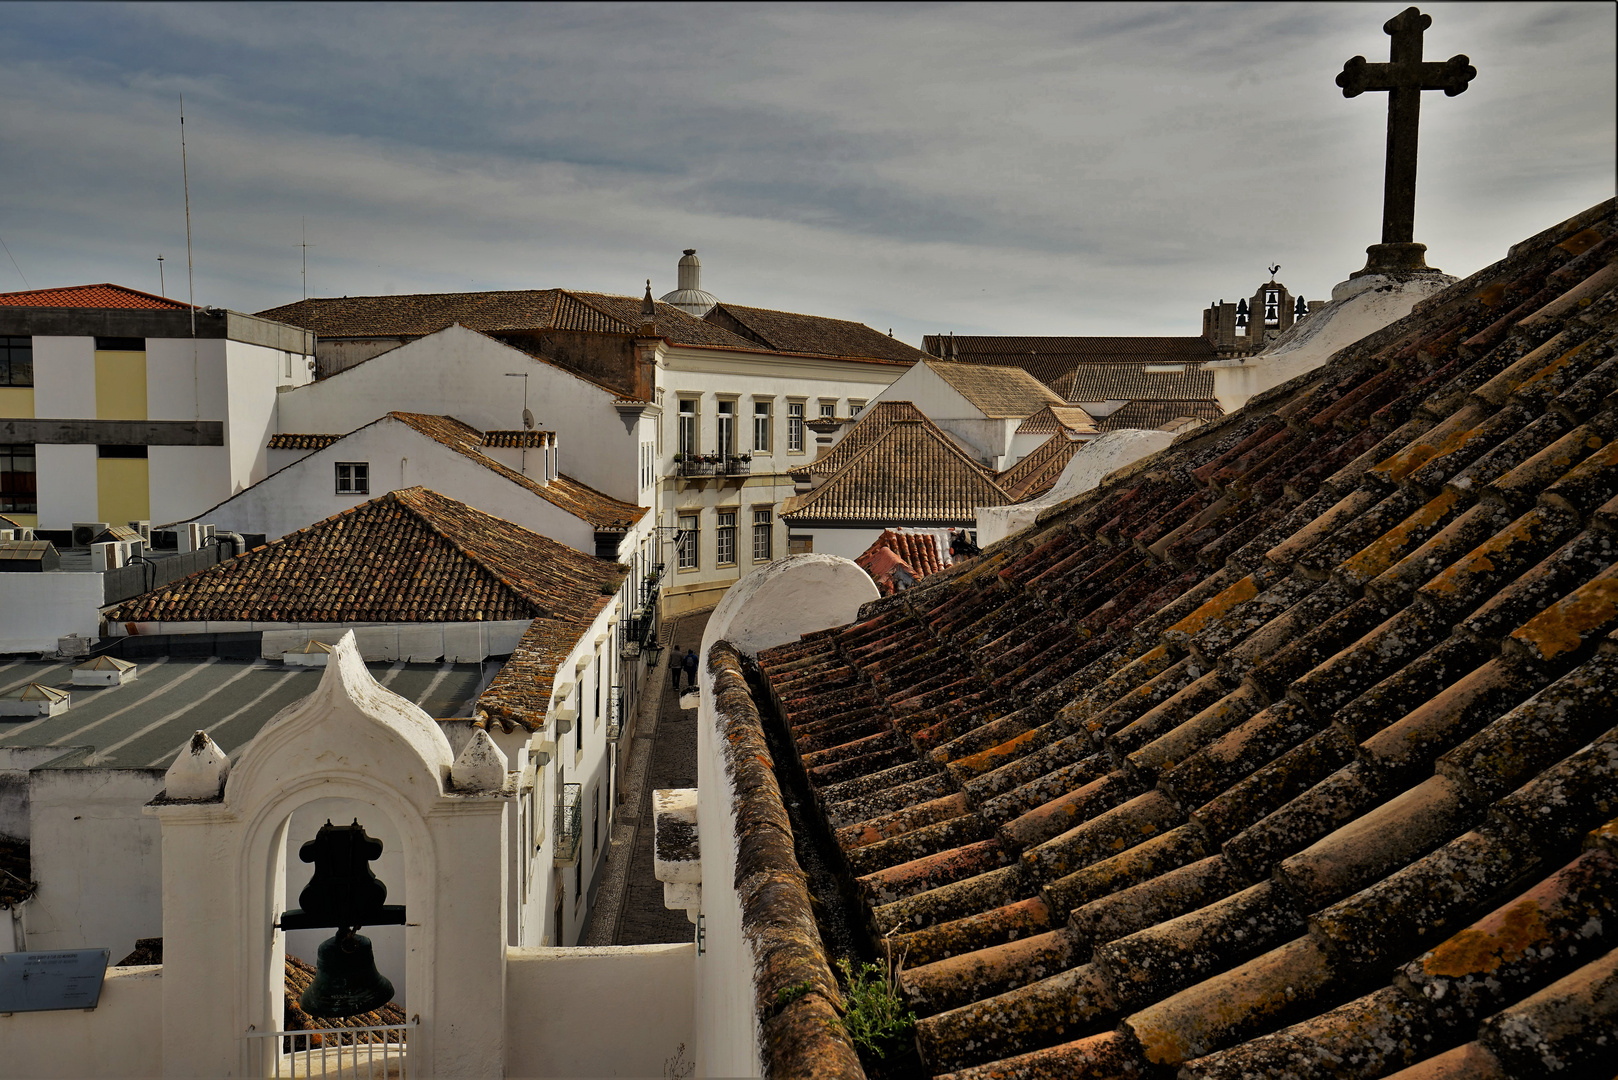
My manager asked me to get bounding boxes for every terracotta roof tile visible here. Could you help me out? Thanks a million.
[997,433,1085,502]
[783,418,1011,526]
[481,430,552,448]
[923,361,1067,418]
[856,529,953,594]
[107,486,622,624]
[752,197,1618,1078]
[926,335,1218,400]
[1015,405,1098,436]
[709,302,929,364]
[804,401,928,478]
[267,433,342,451]
[1095,400,1224,431]
[0,283,190,310]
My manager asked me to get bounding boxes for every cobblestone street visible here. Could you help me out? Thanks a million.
[584,609,711,946]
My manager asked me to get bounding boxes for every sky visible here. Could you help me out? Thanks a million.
[0,2,1612,345]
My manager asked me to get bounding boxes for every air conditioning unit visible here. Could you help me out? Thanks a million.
[91,541,127,571]
[177,522,216,553]
[72,522,111,548]
[127,520,152,543]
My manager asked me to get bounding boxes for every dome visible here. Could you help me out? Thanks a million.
[658,248,718,317]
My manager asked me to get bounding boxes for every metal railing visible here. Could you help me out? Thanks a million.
[243,1019,413,1078]
[607,685,623,741]
[719,457,751,476]
[675,458,715,477]
[554,783,583,866]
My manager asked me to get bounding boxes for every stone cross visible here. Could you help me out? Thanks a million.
[1338,7,1475,274]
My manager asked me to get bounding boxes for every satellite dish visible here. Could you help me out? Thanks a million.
[522,408,535,430]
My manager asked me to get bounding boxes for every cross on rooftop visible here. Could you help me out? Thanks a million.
[1338,6,1475,276]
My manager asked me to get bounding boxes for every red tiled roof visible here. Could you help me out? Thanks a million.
[0,283,190,310]
[857,529,952,595]
[758,197,1618,1079]
[267,433,341,451]
[108,486,623,624]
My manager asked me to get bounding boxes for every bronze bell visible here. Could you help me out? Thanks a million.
[300,926,395,1019]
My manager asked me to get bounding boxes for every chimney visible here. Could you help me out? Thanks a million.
[548,432,559,482]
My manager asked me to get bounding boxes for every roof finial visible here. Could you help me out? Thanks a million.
[641,279,654,317]
[1268,263,1281,282]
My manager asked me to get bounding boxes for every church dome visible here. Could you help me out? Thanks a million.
[658,249,719,317]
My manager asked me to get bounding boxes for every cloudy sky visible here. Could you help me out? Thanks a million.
[1,2,1612,343]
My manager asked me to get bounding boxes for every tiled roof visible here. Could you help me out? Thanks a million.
[387,412,646,529]
[267,433,342,451]
[782,418,1011,526]
[255,288,754,349]
[925,335,1218,398]
[757,197,1618,1079]
[108,486,623,624]
[709,303,930,364]
[482,430,552,448]
[925,361,1067,419]
[0,283,190,310]
[804,400,929,478]
[475,616,591,732]
[0,513,22,530]
[997,432,1085,502]
[1065,362,1218,402]
[858,529,952,595]
[1095,399,1225,432]
[285,953,407,1034]
[1016,405,1098,436]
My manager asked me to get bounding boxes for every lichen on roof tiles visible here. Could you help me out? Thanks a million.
[757,198,1618,1078]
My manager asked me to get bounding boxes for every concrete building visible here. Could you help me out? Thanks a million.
[0,283,314,531]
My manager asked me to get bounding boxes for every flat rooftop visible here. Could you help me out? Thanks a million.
[0,657,489,771]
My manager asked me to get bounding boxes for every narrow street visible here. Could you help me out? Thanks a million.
[584,609,712,946]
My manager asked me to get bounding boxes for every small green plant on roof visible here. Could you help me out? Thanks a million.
[836,955,915,1060]
[775,978,814,1009]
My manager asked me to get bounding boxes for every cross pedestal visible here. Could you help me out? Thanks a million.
[1338,7,1475,276]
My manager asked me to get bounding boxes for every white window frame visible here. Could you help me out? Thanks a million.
[677,514,699,570]
[678,398,698,457]
[786,401,805,454]
[335,462,369,495]
[752,508,772,562]
[753,399,773,454]
[716,510,737,567]
[716,399,737,459]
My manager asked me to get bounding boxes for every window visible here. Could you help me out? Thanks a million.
[94,337,145,352]
[716,400,735,459]
[786,402,805,453]
[593,654,601,726]
[753,509,772,562]
[335,462,369,494]
[849,400,865,418]
[819,400,836,419]
[0,444,36,514]
[753,401,772,453]
[97,444,147,458]
[576,679,584,751]
[1,337,32,387]
[677,514,699,570]
[678,399,698,457]
[592,784,601,857]
[716,511,736,566]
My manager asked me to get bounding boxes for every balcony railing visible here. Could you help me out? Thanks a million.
[675,458,714,477]
[719,456,751,476]
[607,685,623,741]
[554,783,582,866]
[674,457,752,477]
[242,1019,413,1078]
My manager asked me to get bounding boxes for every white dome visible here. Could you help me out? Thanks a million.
[659,248,717,316]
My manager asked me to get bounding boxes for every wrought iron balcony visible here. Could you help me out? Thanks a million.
[675,458,715,477]
[554,783,582,867]
[719,456,751,476]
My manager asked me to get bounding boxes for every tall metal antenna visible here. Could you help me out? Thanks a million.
[181,94,199,422]
[301,217,311,299]
[157,254,165,297]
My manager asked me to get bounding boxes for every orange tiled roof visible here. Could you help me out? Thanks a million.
[757,197,1618,1079]
[997,431,1085,501]
[267,433,341,451]
[782,418,1010,526]
[1016,404,1098,436]
[108,486,623,624]
[856,529,953,596]
[0,283,190,310]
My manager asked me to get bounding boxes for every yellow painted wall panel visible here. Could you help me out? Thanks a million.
[0,386,34,419]
[94,350,148,420]
[2,513,38,528]
[97,458,150,524]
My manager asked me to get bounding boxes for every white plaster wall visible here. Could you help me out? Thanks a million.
[863,361,977,423]
[25,768,164,961]
[148,445,231,528]
[226,340,296,493]
[796,525,889,563]
[1205,272,1456,412]
[33,443,98,530]
[0,747,65,841]
[504,944,695,1078]
[693,556,877,1078]
[283,797,408,1000]
[277,325,639,501]
[28,336,95,417]
[0,965,162,1078]
[0,571,103,652]
[935,417,1014,466]
[189,417,603,552]
[145,337,228,423]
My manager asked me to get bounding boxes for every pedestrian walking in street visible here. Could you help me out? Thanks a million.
[670,645,684,690]
[682,648,699,689]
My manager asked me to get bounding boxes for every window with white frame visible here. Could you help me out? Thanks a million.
[849,400,865,418]
[754,400,772,453]
[753,508,772,562]
[819,399,836,419]
[787,402,805,453]
[335,462,369,495]
[716,511,736,566]
[678,399,698,457]
[717,400,736,459]
[677,514,699,569]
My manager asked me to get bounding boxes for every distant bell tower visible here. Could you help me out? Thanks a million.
[1201,266,1322,358]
